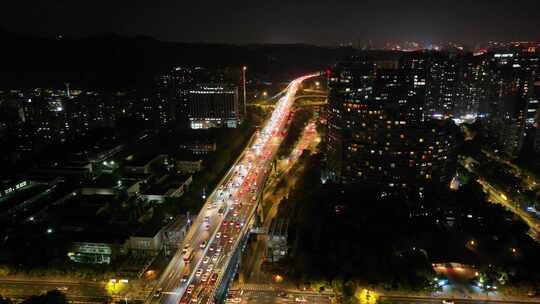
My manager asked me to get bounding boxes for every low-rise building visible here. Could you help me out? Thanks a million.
[179,141,217,154]
[140,174,193,203]
[266,218,289,262]
[68,241,127,264]
[124,154,167,174]
[128,213,192,257]
[177,159,203,174]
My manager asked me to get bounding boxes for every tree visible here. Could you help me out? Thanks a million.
[21,290,68,304]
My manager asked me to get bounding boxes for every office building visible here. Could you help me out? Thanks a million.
[187,84,241,129]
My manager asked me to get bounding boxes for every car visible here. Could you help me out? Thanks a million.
[199,241,207,249]
[212,253,220,263]
[182,245,189,254]
[442,301,455,304]
[229,220,235,226]
[153,288,163,298]
[203,256,210,264]
[210,273,218,284]
[216,232,221,239]
[186,285,194,294]
[209,245,215,252]
[222,220,228,226]
[235,222,241,229]
[228,237,234,244]
[295,297,307,303]
[201,273,209,282]
[206,264,214,273]
[217,246,223,253]
[195,268,203,277]
[181,275,189,283]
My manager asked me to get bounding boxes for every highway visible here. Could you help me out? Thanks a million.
[149,74,317,304]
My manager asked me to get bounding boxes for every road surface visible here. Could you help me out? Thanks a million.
[149,74,317,304]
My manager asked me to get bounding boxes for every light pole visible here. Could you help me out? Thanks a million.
[242,66,247,122]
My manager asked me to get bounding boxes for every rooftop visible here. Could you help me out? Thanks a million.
[142,174,192,196]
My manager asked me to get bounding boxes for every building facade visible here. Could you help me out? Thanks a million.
[326,56,457,189]
[187,84,241,129]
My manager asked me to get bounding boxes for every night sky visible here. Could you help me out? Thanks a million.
[2,0,540,45]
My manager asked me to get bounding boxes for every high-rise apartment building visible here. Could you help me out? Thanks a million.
[326,55,457,188]
[484,50,536,157]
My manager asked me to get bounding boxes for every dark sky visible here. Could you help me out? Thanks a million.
[2,0,539,45]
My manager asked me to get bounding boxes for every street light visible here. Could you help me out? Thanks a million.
[242,66,247,119]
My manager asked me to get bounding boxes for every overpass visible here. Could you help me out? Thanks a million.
[148,74,318,304]
[250,94,327,109]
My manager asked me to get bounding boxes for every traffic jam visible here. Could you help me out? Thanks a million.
[175,75,315,304]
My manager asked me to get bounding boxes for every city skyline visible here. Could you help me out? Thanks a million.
[2,3,540,304]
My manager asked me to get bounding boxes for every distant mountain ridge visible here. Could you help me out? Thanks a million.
[0,31,350,89]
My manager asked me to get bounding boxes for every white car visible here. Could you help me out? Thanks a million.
[203,256,210,264]
[195,268,203,277]
[216,232,221,239]
[200,241,207,249]
[442,301,455,304]
[206,264,214,273]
